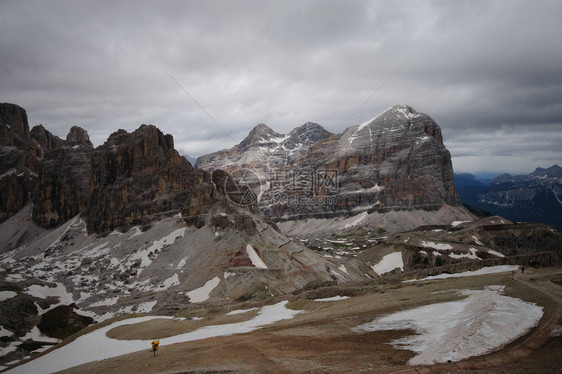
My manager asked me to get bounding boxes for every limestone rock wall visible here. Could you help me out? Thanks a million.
[86,125,211,233]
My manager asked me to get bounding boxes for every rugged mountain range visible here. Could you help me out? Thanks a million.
[197,104,473,234]
[456,165,562,231]
[0,103,372,365]
[1,103,561,369]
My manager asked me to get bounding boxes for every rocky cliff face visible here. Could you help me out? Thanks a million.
[0,103,219,234]
[197,105,470,232]
[0,103,42,222]
[87,125,213,233]
[0,104,92,226]
[31,125,93,228]
[274,104,460,218]
[0,103,31,146]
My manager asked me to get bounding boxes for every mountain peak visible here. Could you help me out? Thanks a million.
[390,103,416,113]
[356,104,421,131]
[491,165,562,185]
[285,122,332,148]
[66,126,93,147]
[349,104,442,146]
[0,102,29,139]
[530,164,562,178]
[239,123,284,150]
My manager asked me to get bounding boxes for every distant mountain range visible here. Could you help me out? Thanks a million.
[455,165,562,230]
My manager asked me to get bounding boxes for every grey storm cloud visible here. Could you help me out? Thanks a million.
[1,0,561,174]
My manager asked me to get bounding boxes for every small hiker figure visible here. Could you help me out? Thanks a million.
[151,339,159,358]
[521,266,525,274]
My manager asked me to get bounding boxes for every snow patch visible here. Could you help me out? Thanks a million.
[22,326,61,344]
[89,296,119,307]
[421,241,452,250]
[226,308,258,315]
[0,291,17,301]
[186,276,220,303]
[136,300,157,313]
[176,256,189,269]
[4,301,302,374]
[0,326,14,338]
[246,244,267,269]
[160,273,180,290]
[471,235,484,246]
[404,265,519,282]
[129,226,143,239]
[135,228,187,268]
[487,250,505,258]
[314,296,350,302]
[25,283,74,309]
[223,271,235,279]
[371,252,404,275]
[330,269,345,280]
[353,287,543,365]
[449,248,480,260]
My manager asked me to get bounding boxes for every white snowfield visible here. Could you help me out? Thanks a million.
[404,265,519,283]
[313,296,350,302]
[4,301,302,374]
[371,252,404,275]
[353,286,543,365]
[225,307,258,315]
[448,248,480,260]
[421,241,453,250]
[488,249,505,258]
[24,283,75,313]
[0,291,17,301]
[185,276,220,303]
[451,220,472,227]
[246,244,268,269]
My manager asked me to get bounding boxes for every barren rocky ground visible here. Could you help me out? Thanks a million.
[13,267,558,374]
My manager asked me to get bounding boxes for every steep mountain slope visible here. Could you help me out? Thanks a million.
[32,126,94,228]
[0,103,42,223]
[197,105,473,234]
[457,165,562,230]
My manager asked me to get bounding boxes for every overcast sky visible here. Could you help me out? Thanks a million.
[1,0,561,175]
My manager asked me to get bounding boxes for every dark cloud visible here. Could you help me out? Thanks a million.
[1,0,561,174]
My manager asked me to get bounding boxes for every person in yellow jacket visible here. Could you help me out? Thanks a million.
[151,339,159,358]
